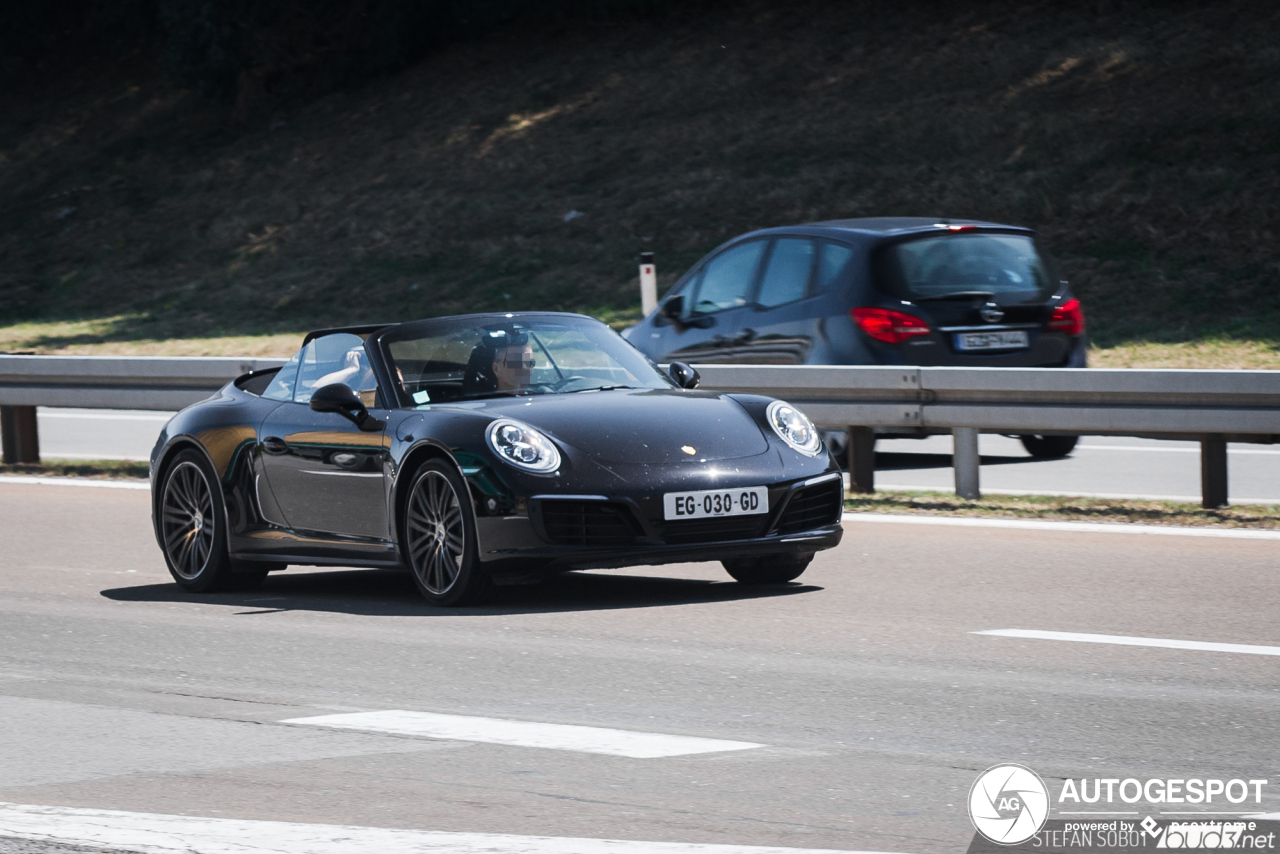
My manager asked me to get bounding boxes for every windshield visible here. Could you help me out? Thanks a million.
[879,233,1054,301]
[381,315,675,404]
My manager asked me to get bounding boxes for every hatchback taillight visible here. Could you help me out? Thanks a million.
[851,307,932,344]
[1046,299,1085,336]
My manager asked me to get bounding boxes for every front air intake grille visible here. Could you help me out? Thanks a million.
[540,501,640,546]
[660,516,767,545]
[776,479,844,535]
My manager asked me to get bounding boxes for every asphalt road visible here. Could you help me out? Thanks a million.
[0,482,1277,852]
[26,408,1280,503]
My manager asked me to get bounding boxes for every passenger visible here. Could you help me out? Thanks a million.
[313,346,375,392]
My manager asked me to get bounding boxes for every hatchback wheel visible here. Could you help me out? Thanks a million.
[723,553,813,584]
[1019,434,1079,459]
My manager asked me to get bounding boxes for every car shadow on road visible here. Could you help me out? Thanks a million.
[874,451,1029,471]
[99,568,821,617]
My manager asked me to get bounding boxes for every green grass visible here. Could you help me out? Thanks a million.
[2,1,1278,363]
[846,490,1280,529]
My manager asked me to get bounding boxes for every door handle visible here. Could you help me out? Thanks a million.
[735,327,757,344]
[262,436,289,455]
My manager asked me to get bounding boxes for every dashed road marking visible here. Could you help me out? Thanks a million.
[282,709,764,758]
[973,629,1280,657]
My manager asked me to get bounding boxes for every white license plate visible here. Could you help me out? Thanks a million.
[954,330,1030,351]
[664,487,769,520]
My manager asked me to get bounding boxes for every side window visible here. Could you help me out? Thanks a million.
[757,238,815,307]
[294,333,376,405]
[816,241,855,292]
[689,240,766,316]
[261,349,302,401]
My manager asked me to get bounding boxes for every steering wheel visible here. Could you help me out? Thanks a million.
[547,376,591,392]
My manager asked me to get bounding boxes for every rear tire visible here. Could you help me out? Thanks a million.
[403,460,491,606]
[158,450,240,592]
[723,553,813,585]
[1019,434,1079,459]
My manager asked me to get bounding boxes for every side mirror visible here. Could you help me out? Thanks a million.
[668,361,700,389]
[660,295,684,320]
[310,383,384,431]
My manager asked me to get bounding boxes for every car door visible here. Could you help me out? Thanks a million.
[258,333,391,540]
[658,239,766,364]
[737,238,855,364]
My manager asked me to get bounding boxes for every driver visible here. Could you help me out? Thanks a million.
[462,328,536,395]
[492,340,535,391]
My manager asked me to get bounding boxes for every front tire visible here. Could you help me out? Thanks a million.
[159,450,240,592]
[722,553,813,585]
[1019,434,1079,459]
[403,461,490,606]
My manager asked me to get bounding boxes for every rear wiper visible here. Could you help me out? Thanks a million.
[913,291,996,302]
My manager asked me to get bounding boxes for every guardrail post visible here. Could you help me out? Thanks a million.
[953,427,980,500]
[846,426,876,494]
[1200,434,1228,509]
[0,405,40,464]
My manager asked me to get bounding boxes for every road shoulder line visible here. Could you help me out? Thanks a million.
[0,475,149,490]
[0,802,899,854]
[843,512,1280,539]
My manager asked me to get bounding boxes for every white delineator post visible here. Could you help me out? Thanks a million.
[639,252,657,316]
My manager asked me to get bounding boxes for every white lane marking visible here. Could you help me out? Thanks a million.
[0,476,149,490]
[871,483,1280,505]
[972,629,1280,657]
[1079,444,1280,455]
[0,803,892,854]
[842,513,1280,539]
[38,411,174,421]
[37,452,150,461]
[282,710,763,758]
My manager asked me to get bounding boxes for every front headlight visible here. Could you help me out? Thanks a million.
[766,400,823,456]
[486,418,561,473]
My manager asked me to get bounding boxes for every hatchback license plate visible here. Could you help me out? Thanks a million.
[664,487,768,520]
[954,330,1030,351]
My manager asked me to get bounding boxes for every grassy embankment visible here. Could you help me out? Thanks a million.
[845,490,1280,530]
[1,1,1277,365]
[0,459,149,479]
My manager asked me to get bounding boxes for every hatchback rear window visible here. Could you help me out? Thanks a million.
[878,234,1053,301]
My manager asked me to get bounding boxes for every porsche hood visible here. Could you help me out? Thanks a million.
[485,389,770,464]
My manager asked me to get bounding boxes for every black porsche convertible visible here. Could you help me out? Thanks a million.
[150,312,844,605]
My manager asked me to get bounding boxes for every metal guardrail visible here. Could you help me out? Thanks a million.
[1,357,1276,508]
[0,356,286,411]
[695,365,1280,507]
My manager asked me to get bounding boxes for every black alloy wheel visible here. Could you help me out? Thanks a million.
[722,553,813,584]
[404,460,489,606]
[159,450,266,592]
[1019,434,1079,459]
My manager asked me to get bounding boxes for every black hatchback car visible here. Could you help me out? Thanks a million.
[623,217,1086,455]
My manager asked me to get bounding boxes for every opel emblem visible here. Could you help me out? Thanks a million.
[980,304,1004,323]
